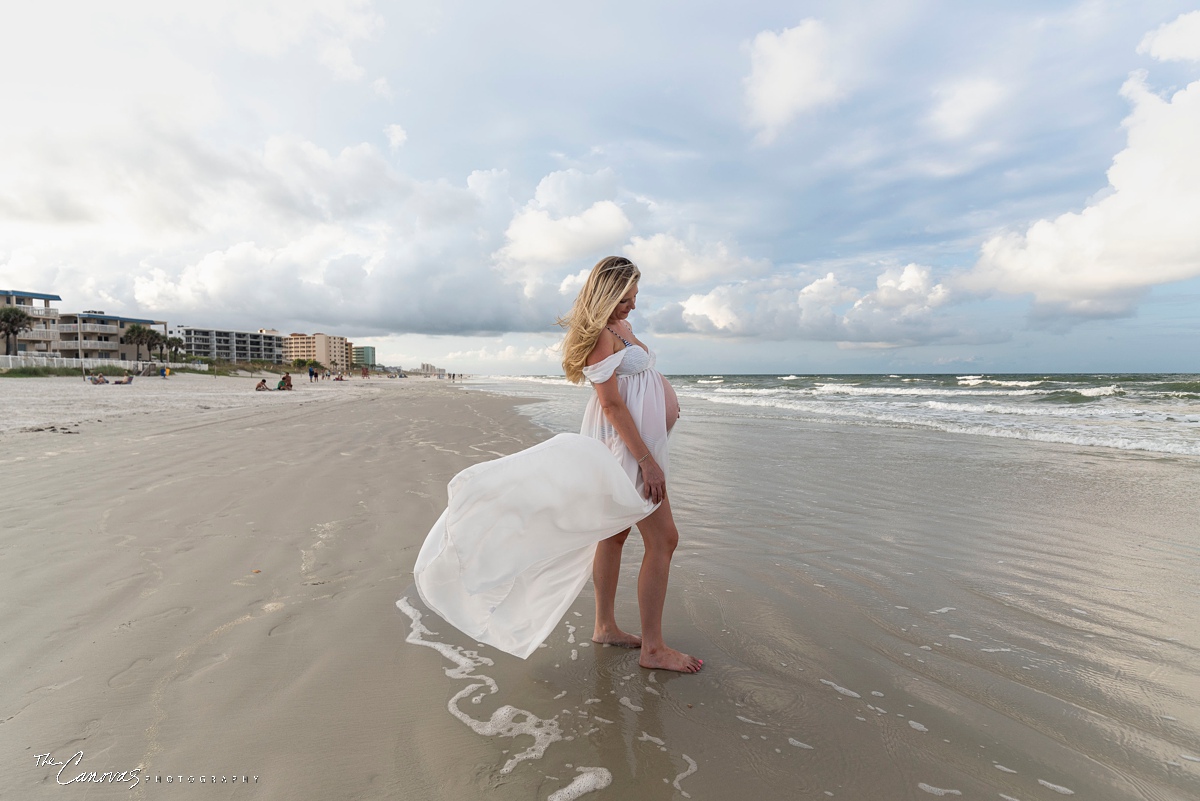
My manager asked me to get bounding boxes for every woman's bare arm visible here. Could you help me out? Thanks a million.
[587,332,667,503]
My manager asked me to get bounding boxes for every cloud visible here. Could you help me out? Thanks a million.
[372,77,394,98]
[260,137,410,221]
[841,264,952,344]
[496,202,632,290]
[222,0,383,78]
[928,78,1009,140]
[492,169,635,293]
[531,168,620,217]
[744,20,842,144]
[1137,10,1200,63]
[319,39,367,81]
[4,2,1195,373]
[623,233,769,287]
[385,124,408,149]
[0,121,552,337]
[442,342,561,363]
[662,264,956,346]
[958,68,1200,317]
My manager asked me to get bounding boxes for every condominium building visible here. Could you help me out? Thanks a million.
[282,333,354,370]
[413,362,446,377]
[1,290,62,355]
[3,290,169,362]
[351,346,376,367]
[170,326,284,363]
[57,312,168,361]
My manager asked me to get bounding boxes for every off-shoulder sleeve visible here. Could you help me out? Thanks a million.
[581,349,625,384]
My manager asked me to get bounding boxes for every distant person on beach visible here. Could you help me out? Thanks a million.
[277,373,293,391]
[114,372,133,385]
[255,379,269,391]
[413,256,699,673]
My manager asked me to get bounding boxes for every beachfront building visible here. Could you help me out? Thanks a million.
[351,346,376,368]
[412,362,447,378]
[170,326,284,363]
[57,312,168,361]
[283,332,353,372]
[1,290,62,355]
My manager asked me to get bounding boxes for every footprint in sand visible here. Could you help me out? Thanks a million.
[268,615,297,637]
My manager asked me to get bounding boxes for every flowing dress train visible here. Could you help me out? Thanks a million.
[410,344,669,658]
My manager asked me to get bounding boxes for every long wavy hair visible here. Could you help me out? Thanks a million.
[557,256,641,384]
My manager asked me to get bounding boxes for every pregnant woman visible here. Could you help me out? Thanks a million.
[411,256,701,673]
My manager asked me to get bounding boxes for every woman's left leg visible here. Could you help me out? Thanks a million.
[592,529,641,647]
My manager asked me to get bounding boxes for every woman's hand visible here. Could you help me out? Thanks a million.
[640,456,666,504]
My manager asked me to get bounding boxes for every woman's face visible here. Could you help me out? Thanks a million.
[609,283,638,322]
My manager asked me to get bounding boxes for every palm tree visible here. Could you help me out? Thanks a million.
[146,330,166,360]
[167,336,184,361]
[0,306,34,356]
[123,323,149,361]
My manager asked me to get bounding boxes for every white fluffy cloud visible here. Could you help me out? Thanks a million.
[744,20,842,144]
[959,65,1200,317]
[385,124,408,149]
[1137,10,1200,62]
[531,168,620,217]
[665,264,952,346]
[624,233,768,287]
[492,169,634,293]
[496,202,632,288]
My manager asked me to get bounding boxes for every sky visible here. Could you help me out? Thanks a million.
[1,1,1199,375]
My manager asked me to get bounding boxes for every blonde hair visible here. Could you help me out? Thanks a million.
[558,256,641,384]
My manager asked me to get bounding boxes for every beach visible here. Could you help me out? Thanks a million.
[3,373,1198,800]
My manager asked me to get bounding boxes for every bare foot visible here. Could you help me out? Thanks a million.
[639,646,703,673]
[592,627,642,648]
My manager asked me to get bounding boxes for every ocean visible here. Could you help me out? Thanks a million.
[470,372,1200,456]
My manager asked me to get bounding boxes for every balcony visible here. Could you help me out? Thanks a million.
[18,328,59,340]
[15,305,59,317]
[58,340,120,351]
[57,323,120,334]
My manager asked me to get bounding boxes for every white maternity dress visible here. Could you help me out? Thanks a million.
[410,342,669,658]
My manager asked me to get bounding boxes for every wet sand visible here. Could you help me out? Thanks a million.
[2,376,544,798]
[3,375,1198,800]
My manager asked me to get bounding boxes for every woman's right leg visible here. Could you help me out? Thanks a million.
[634,498,702,673]
[592,528,641,647]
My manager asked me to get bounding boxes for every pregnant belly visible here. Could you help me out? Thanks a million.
[662,375,680,431]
